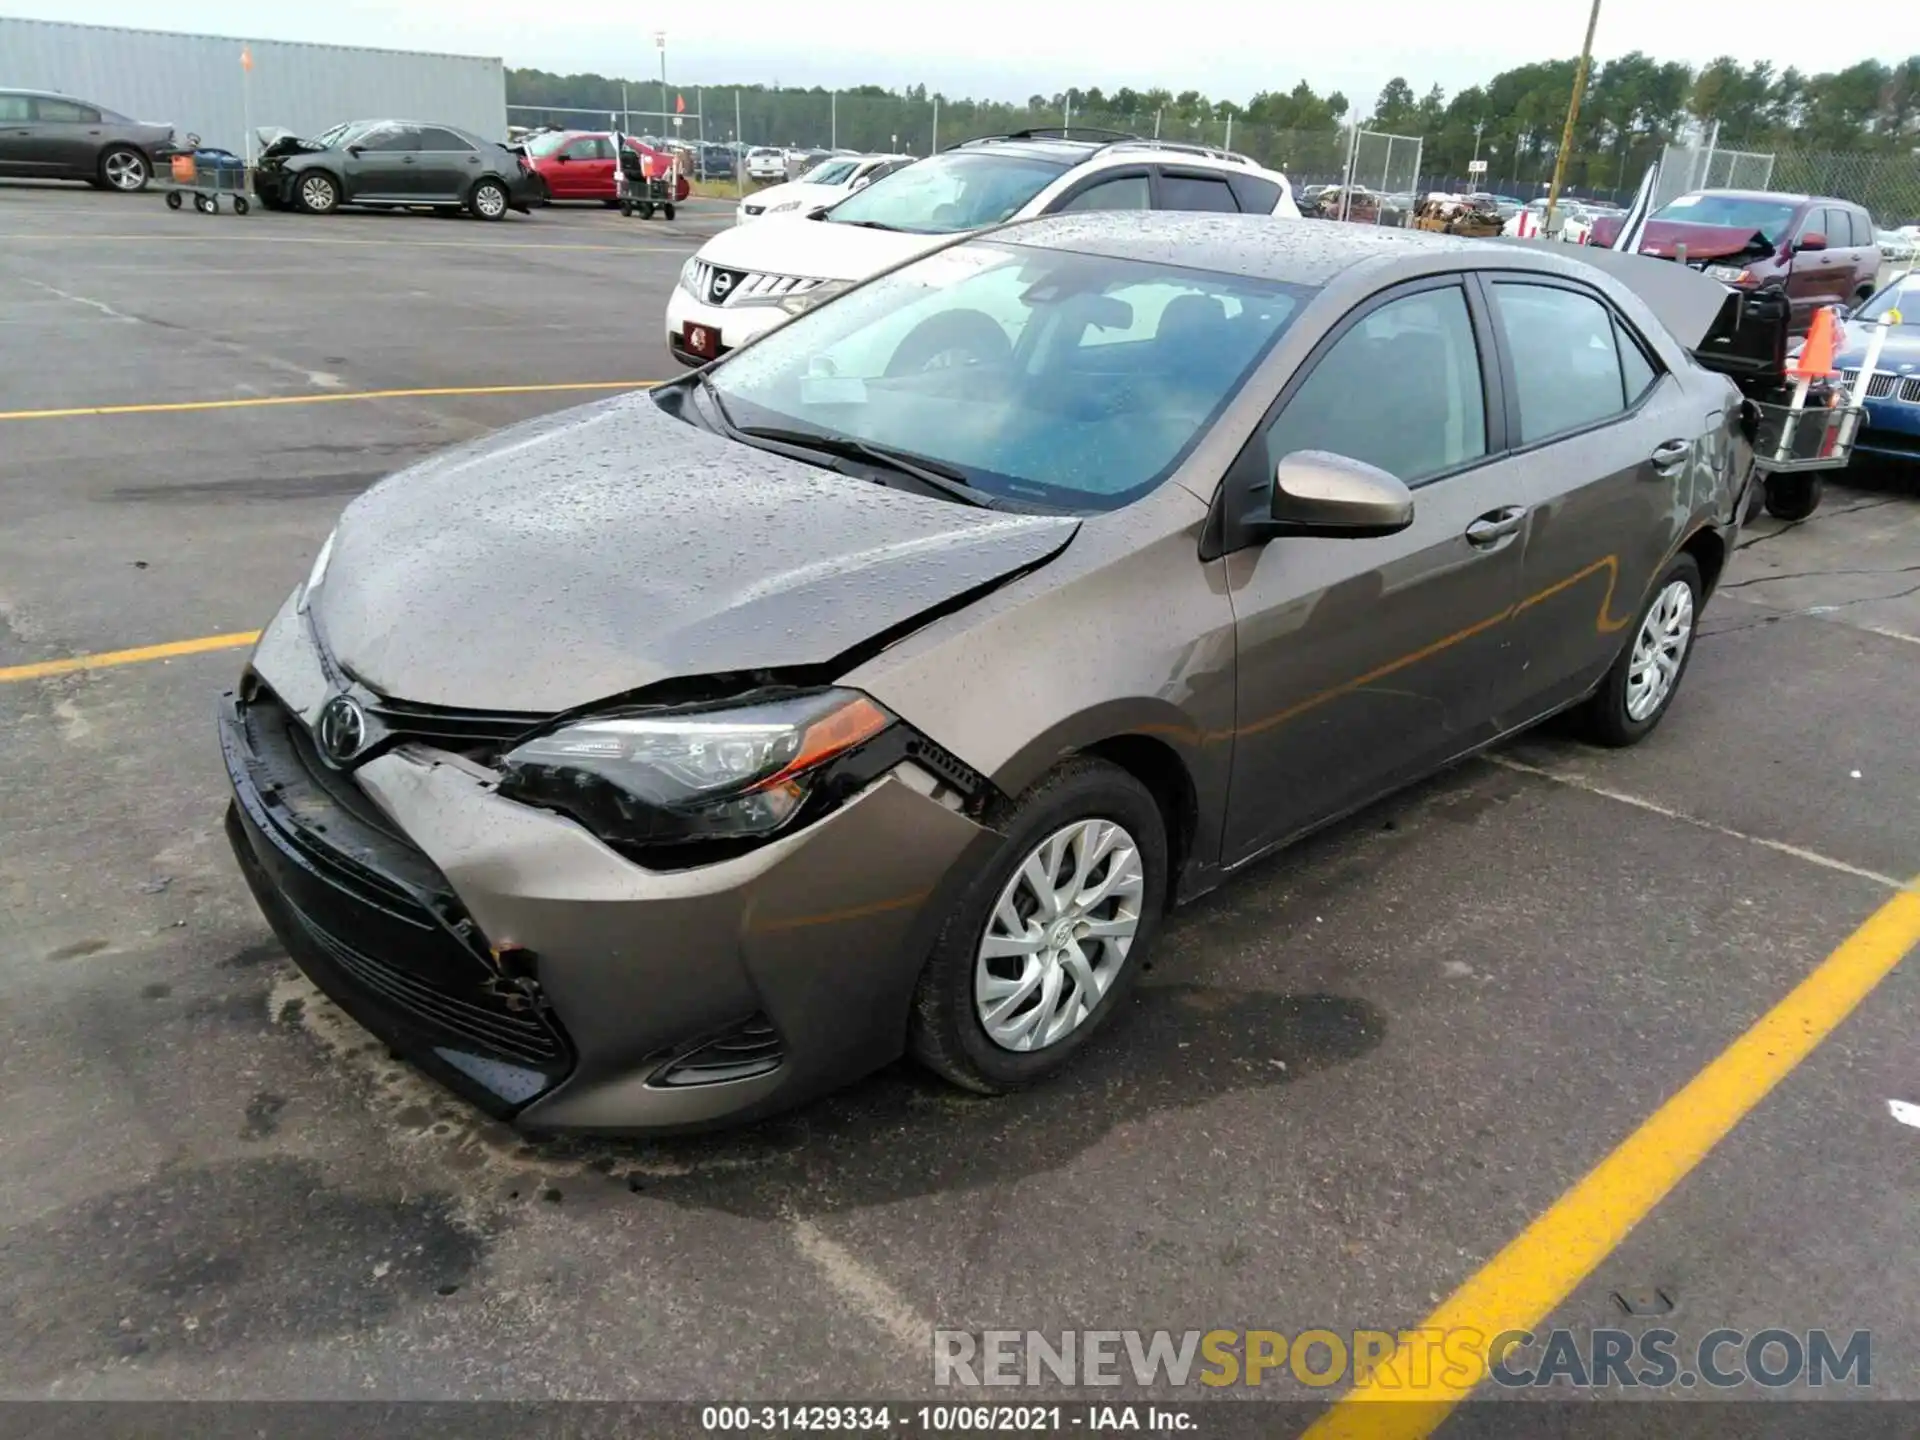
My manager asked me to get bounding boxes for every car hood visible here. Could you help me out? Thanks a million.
[696,215,949,282]
[747,181,844,214]
[1835,323,1920,372]
[311,391,1079,713]
[1589,216,1775,264]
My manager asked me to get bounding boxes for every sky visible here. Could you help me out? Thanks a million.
[3,1,1880,109]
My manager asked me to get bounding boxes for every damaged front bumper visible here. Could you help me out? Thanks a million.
[221,599,995,1134]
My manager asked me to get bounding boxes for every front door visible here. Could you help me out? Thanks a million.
[1221,278,1526,862]
[1786,206,1850,328]
[343,122,421,201]
[1479,274,1702,722]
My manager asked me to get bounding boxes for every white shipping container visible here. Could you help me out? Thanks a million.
[0,17,507,157]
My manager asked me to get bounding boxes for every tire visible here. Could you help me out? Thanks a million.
[99,145,149,192]
[232,195,249,216]
[602,197,620,208]
[662,203,676,221]
[296,171,340,215]
[907,757,1168,1094]
[195,193,214,214]
[165,190,183,210]
[469,178,509,220]
[637,202,655,220]
[1764,474,1823,521]
[1576,553,1702,747]
[885,308,1012,376]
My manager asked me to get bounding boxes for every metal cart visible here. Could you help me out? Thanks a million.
[615,143,676,221]
[159,150,251,215]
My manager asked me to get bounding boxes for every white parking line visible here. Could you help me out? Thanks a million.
[1486,754,1905,890]
[787,1216,932,1358]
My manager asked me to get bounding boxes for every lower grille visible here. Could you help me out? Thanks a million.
[651,1015,784,1087]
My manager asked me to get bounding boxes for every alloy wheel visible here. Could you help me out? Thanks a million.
[974,819,1144,1052]
[1625,579,1694,722]
[473,183,507,219]
[300,175,337,213]
[103,150,147,191]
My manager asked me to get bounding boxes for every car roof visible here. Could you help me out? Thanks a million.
[1679,189,1823,206]
[994,211,1485,286]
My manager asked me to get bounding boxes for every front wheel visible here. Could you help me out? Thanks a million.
[165,189,183,210]
[296,171,340,215]
[469,178,509,220]
[908,758,1167,1094]
[1576,553,1702,747]
[99,145,149,192]
[1764,473,1823,522]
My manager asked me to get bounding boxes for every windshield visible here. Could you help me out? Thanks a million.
[1654,194,1798,243]
[824,151,1070,234]
[802,159,859,186]
[702,241,1311,512]
[311,121,366,149]
[1856,280,1918,325]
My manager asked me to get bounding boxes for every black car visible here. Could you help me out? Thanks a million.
[0,87,174,191]
[253,119,541,219]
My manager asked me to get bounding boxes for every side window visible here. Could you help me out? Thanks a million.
[1848,209,1872,247]
[0,94,31,122]
[561,136,600,161]
[1615,319,1659,405]
[33,98,99,123]
[1492,282,1628,441]
[1158,172,1240,213]
[356,123,419,153]
[1263,286,1487,485]
[1798,207,1836,245]
[1055,173,1150,214]
[418,127,475,152]
[1227,173,1283,215]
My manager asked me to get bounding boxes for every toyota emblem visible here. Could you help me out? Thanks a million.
[315,694,368,765]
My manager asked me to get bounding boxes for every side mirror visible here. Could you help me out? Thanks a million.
[1795,232,1827,253]
[852,175,872,191]
[346,144,364,158]
[1257,451,1415,539]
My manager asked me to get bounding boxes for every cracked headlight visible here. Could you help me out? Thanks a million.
[498,689,893,852]
[778,279,852,317]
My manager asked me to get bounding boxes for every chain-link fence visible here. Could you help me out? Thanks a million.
[1343,130,1423,223]
[1653,143,1776,209]
[1771,152,1920,227]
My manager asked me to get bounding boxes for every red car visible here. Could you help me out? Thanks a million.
[521,130,690,205]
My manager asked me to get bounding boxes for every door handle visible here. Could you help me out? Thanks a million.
[1650,439,1691,470]
[401,156,416,163]
[1464,506,1527,548]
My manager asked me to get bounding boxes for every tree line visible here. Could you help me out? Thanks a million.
[508,52,1920,195]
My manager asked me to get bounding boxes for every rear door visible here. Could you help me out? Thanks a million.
[1221,278,1527,859]
[28,95,104,177]
[414,126,483,202]
[0,92,42,176]
[1482,275,1701,722]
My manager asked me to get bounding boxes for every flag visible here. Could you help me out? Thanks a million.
[675,94,686,115]
[1612,162,1658,254]
[240,47,252,71]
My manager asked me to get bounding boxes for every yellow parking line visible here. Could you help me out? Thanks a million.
[1303,878,1920,1440]
[0,631,260,683]
[0,380,658,422]
[0,232,684,254]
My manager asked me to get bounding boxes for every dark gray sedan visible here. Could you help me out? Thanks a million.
[252,118,541,219]
[0,87,173,191]
[222,213,1757,1134]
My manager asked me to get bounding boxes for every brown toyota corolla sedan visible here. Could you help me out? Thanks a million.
[222,214,1756,1133]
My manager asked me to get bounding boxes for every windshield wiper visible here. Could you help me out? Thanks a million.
[835,219,900,231]
[736,424,1001,509]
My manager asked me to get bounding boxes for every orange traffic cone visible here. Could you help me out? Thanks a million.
[1791,306,1841,380]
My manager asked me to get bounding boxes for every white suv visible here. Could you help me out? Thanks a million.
[666,130,1301,366]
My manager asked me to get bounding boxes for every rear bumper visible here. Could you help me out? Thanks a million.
[222,602,994,1133]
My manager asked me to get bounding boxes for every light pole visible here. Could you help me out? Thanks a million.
[1545,0,1602,234]
[654,30,667,132]
[1471,120,1484,169]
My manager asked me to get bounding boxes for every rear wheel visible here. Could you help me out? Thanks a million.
[165,190,183,210]
[296,171,340,215]
[1576,553,1701,747]
[637,201,655,220]
[99,145,149,192]
[908,758,1167,1094]
[469,178,509,220]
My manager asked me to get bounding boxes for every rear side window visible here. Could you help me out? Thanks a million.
[34,98,99,123]
[418,127,474,151]
[1159,172,1239,213]
[1055,173,1150,214]
[1847,208,1873,246]
[1228,173,1284,214]
[1492,282,1628,441]
[1263,285,1487,485]
[1616,321,1659,404]
[0,95,30,122]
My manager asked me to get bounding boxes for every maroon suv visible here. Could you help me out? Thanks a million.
[1590,189,1882,332]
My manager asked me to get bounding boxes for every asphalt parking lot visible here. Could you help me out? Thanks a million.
[1,179,1916,1423]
